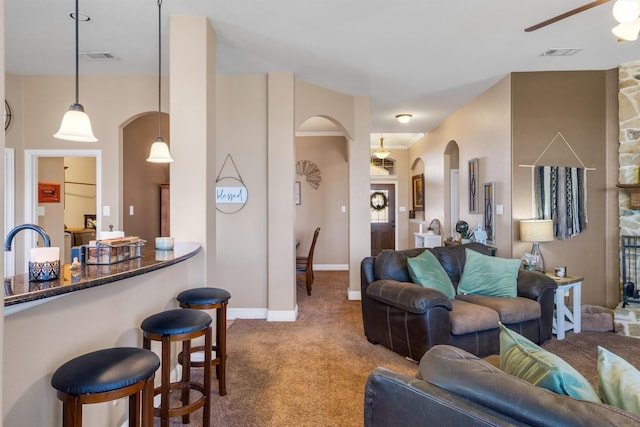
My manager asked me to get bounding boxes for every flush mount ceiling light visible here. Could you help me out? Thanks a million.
[54,0,97,142]
[146,0,173,163]
[395,114,412,124]
[612,0,640,40]
[373,136,390,159]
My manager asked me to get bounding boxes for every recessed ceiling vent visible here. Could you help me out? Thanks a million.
[80,52,119,61]
[541,48,582,57]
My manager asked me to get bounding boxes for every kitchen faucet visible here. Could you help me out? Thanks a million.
[4,224,52,251]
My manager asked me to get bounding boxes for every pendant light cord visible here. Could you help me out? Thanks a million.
[75,0,80,105]
[157,0,162,137]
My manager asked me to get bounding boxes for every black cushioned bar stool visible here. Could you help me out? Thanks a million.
[176,287,231,396]
[141,308,212,427]
[51,347,160,427]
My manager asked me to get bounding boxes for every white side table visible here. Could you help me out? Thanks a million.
[547,273,583,340]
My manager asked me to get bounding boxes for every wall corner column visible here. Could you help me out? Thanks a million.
[169,16,216,285]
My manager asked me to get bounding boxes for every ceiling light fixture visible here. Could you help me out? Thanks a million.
[612,0,640,40]
[53,0,97,142]
[146,0,174,163]
[373,136,390,159]
[395,114,412,124]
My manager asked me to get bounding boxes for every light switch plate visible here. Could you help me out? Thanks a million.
[103,205,110,216]
[496,205,504,215]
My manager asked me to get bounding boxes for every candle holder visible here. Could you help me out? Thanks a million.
[29,247,60,282]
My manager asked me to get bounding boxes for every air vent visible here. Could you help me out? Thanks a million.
[80,52,119,61]
[541,48,582,57]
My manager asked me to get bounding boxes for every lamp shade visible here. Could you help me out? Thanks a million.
[519,219,554,242]
[53,104,97,142]
[613,0,640,23]
[146,137,174,163]
[612,17,640,40]
[395,114,412,124]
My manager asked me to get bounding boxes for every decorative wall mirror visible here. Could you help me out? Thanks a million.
[468,158,479,214]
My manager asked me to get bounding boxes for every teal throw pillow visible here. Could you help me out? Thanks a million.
[499,323,601,402]
[457,249,520,298]
[598,346,640,414]
[407,250,455,300]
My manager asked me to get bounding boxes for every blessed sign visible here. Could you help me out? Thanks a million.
[216,187,247,204]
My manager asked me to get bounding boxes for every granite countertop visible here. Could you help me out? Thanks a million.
[4,242,201,311]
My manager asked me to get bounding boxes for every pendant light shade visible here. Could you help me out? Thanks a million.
[54,0,97,142]
[54,104,97,142]
[146,0,173,163]
[147,137,174,163]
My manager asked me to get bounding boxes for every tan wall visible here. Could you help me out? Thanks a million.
[295,136,349,265]
[37,157,65,250]
[511,71,617,307]
[409,76,513,254]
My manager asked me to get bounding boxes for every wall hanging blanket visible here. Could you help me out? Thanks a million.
[534,166,586,240]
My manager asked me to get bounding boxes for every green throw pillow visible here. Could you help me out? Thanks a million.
[598,346,640,414]
[499,323,601,402]
[407,250,456,300]
[457,249,520,298]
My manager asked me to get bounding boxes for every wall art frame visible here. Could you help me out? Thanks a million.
[483,181,495,244]
[412,174,424,211]
[468,158,479,214]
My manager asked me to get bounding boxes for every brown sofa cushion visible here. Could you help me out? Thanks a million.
[456,294,541,324]
[449,299,499,335]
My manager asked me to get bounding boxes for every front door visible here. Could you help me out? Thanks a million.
[370,183,395,256]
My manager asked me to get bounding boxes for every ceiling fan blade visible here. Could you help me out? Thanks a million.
[525,0,612,32]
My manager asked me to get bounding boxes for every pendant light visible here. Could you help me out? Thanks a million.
[53,0,97,142]
[374,136,391,159]
[146,0,174,163]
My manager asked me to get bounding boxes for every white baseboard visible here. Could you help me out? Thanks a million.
[348,290,361,300]
[314,264,348,271]
[267,305,298,321]
[228,307,268,320]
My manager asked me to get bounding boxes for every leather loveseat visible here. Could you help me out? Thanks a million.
[364,345,640,427]
[360,243,557,359]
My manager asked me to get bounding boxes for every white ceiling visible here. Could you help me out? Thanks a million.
[6,0,639,147]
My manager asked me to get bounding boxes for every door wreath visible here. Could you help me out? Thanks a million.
[370,191,388,211]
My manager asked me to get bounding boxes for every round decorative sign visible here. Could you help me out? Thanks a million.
[215,176,248,214]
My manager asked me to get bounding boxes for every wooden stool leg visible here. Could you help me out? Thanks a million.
[142,374,155,427]
[129,389,141,427]
[160,336,171,427]
[62,395,82,427]
[203,326,212,427]
[181,339,192,424]
[217,302,227,396]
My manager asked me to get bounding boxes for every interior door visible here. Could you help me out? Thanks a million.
[370,183,395,256]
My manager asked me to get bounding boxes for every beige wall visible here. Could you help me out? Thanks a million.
[296,136,348,266]
[511,71,618,307]
[64,157,97,229]
[409,76,513,254]
[37,157,65,250]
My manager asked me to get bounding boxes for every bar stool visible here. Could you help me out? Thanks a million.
[141,308,212,427]
[51,347,160,427]
[177,287,231,396]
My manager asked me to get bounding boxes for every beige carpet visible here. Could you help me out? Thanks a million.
[162,271,640,426]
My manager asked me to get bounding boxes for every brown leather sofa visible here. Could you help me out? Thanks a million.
[364,345,640,427]
[360,243,557,359]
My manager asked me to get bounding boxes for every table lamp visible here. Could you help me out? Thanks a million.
[519,219,554,272]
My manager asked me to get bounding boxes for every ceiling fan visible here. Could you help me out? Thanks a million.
[525,0,640,41]
[525,0,611,32]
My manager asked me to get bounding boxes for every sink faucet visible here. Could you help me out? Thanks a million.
[4,224,52,251]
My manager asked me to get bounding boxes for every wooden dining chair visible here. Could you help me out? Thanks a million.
[296,227,320,295]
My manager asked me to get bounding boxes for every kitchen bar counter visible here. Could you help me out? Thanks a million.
[4,242,201,314]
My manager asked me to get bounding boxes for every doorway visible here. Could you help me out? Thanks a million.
[370,183,395,256]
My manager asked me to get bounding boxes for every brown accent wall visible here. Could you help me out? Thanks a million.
[122,112,169,242]
[511,71,619,307]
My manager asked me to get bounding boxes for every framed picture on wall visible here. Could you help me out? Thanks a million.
[38,182,61,203]
[412,174,424,211]
[84,214,97,229]
[468,158,479,214]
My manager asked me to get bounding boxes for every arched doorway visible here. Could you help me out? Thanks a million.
[444,140,460,237]
[295,116,350,290]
